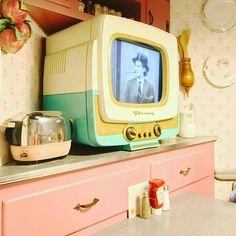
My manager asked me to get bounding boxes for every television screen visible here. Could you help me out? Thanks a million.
[111,38,162,104]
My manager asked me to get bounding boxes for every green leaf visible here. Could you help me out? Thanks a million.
[12,26,25,41]
[0,25,6,32]
[0,19,11,27]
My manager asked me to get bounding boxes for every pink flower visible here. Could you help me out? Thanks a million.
[0,28,24,54]
[1,0,28,24]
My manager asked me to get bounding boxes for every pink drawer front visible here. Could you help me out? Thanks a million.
[170,177,214,197]
[150,143,214,192]
[2,159,148,236]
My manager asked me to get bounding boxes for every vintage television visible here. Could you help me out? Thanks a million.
[43,15,179,151]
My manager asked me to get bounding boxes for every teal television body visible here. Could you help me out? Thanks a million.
[43,15,179,151]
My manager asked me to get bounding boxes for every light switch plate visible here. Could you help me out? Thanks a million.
[128,181,149,218]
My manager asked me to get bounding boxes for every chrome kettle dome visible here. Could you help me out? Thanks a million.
[5,111,71,146]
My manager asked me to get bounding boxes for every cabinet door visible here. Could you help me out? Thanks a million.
[146,0,170,32]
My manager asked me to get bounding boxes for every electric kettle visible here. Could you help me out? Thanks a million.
[4,111,72,162]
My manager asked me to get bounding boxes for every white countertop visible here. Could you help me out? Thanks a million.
[93,192,236,236]
[0,136,217,185]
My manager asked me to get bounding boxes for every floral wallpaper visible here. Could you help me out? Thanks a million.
[0,18,45,165]
[171,0,236,200]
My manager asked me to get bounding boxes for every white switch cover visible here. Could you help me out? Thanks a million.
[128,181,149,218]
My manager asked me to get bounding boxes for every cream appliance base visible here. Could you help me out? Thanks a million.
[10,140,71,161]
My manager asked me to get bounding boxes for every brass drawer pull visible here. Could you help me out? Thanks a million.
[179,167,191,176]
[74,198,100,211]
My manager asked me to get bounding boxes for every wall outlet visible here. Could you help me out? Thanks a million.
[128,181,149,218]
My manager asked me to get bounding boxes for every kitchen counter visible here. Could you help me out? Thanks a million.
[93,192,236,236]
[0,136,217,185]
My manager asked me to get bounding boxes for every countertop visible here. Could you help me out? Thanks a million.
[93,192,236,236]
[0,136,217,185]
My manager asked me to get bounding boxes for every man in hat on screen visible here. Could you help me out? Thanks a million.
[125,52,155,103]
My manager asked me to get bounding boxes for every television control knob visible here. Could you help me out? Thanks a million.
[126,127,136,140]
[153,124,162,137]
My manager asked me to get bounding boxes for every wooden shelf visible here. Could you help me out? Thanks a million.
[25,0,169,35]
[25,0,93,35]
[91,0,142,20]
[25,0,142,35]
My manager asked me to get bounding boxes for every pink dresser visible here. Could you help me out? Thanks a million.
[0,138,215,236]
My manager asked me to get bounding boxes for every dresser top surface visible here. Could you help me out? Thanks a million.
[0,136,217,185]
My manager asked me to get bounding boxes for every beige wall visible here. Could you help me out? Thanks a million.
[171,0,236,200]
[0,19,45,165]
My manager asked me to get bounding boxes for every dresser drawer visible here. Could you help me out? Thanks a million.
[170,177,214,197]
[2,159,148,236]
[150,143,214,192]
